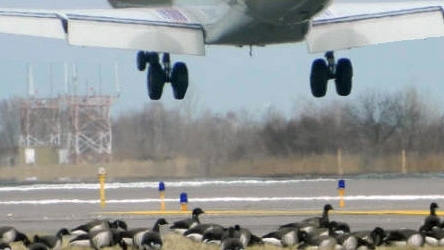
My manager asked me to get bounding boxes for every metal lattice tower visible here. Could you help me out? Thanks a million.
[19,63,118,164]
[19,97,62,148]
[66,95,115,164]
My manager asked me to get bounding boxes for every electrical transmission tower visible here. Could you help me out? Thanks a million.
[19,97,62,148]
[19,64,118,165]
[66,95,115,164]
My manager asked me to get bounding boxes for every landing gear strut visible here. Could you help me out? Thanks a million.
[310,51,353,98]
[137,51,189,100]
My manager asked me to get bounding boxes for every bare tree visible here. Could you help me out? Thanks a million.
[260,105,289,156]
[396,87,438,154]
[109,87,444,175]
[0,98,20,166]
[0,99,20,148]
[346,91,403,153]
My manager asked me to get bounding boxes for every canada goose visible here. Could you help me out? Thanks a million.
[281,204,334,235]
[69,233,92,248]
[383,229,425,247]
[184,223,224,242]
[0,242,11,250]
[138,229,163,250]
[334,233,359,250]
[202,226,227,245]
[111,220,128,232]
[297,230,339,250]
[301,204,334,228]
[262,226,302,247]
[119,230,135,247]
[69,225,127,249]
[220,227,244,250]
[71,219,109,235]
[280,221,318,236]
[329,220,351,234]
[422,226,444,246]
[423,202,440,231]
[27,242,50,250]
[33,228,70,250]
[133,218,168,250]
[170,208,205,234]
[225,225,261,247]
[89,228,127,250]
[353,227,385,247]
[89,229,114,250]
[0,226,30,246]
[356,239,376,250]
[71,219,127,235]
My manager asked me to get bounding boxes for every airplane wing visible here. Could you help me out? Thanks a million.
[0,8,205,55]
[307,2,444,53]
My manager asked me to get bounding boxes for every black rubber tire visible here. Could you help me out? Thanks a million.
[171,62,189,100]
[137,51,147,71]
[149,52,160,65]
[310,59,329,98]
[147,63,165,100]
[162,53,171,64]
[335,58,353,96]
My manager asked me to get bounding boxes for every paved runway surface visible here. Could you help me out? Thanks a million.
[1,175,444,235]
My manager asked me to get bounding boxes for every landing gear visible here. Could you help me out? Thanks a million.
[310,51,353,98]
[137,51,189,100]
[147,62,165,100]
[137,51,147,71]
[310,59,328,98]
[171,62,188,100]
[335,58,353,96]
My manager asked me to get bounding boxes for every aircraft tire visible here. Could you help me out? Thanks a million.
[171,62,189,100]
[149,52,160,65]
[147,63,165,100]
[335,58,353,96]
[310,59,328,98]
[137,51,147,71]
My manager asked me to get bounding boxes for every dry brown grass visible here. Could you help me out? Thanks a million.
[0,158,204,182]
[2,153,444,182]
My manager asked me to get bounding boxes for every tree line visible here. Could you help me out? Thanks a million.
[112,88,444,170]
[1,88,444,172]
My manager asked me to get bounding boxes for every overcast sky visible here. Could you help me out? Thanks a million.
[0,0,443,117]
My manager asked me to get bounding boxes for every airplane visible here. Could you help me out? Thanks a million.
[0,0,443,100]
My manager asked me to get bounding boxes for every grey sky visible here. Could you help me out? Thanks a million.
[0,0,443,117]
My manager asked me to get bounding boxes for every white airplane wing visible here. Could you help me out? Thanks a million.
[307,2,444,53]
[0,8,205,55]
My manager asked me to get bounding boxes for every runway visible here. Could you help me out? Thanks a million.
[0,175,444,235]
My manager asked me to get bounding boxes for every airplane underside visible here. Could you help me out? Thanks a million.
[127,0,352,100]
[135,21,320,100]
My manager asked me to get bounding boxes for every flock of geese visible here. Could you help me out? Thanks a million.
[1,203,444,250]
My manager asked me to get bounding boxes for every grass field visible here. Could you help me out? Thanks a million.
[2,153,444,182]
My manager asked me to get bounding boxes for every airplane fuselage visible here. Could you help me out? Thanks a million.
[107,0,332,46]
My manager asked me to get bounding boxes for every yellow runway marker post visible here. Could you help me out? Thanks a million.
[180,192,188,211]
[338,179,345,208]
[159,181,166,211]
[98,167,106,209]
